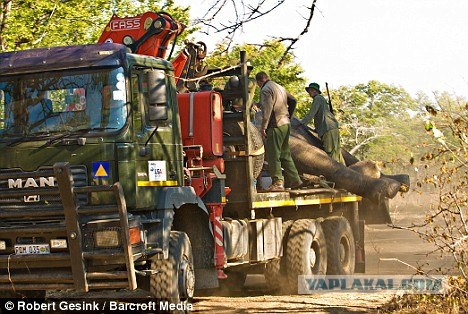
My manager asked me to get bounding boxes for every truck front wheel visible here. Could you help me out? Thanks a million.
[285,219,327,293]
[322,216,355,275]
[150,231,195,303]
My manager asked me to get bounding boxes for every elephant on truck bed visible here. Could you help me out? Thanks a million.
[289,118,410,224]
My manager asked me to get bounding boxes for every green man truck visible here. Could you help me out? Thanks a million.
[0,11,366,303]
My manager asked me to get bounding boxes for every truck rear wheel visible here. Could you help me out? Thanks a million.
[264,220,294,293]
[285,219,327,293]
[150,231,195,303]
[322,216,355,275]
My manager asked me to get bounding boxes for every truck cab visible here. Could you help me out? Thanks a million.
[0,43,213,300]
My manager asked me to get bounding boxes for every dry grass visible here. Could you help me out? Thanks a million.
[379,277,468,314]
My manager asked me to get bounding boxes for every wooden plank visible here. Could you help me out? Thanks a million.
[53,162,89,292]
[113,183,137,290]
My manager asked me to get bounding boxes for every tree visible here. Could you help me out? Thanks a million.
[330,80,420,165]
[188,0,319,63]
[0,0,191,52]
[388,92,468,312]
[422,92,467,286]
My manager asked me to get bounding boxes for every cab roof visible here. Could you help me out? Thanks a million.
[0,43,128,76]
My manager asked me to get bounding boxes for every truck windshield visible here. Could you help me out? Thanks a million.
[0,67,127,137]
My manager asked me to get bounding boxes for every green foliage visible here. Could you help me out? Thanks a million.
[205,40,308,104]
[383,95,468,313]
[330,80,421,166]
[332,80,417,123]
[0,0,191,51]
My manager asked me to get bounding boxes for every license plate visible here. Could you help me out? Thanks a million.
[14,244,50,255]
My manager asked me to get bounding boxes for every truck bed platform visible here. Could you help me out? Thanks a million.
[252,188,361,209]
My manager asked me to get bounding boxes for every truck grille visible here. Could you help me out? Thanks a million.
[0,165,88,219]
[0,163,137,292]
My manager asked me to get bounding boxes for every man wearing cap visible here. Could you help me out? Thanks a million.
[256,71,302,191]
[301,82,344,164]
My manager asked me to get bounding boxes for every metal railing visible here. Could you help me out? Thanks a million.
[0,162,137,292]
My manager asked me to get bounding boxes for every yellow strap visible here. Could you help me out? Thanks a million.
[252,195,361,208]
[137,181,179,187]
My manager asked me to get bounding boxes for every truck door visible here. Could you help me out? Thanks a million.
[128,67,184,209]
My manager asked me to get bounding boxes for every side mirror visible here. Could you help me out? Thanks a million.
[147,70,168,121]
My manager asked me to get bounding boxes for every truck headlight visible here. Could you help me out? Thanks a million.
[0,241,6,250]
[94,230,120,247]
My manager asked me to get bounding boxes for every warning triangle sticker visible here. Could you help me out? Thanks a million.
[95,164,108,177]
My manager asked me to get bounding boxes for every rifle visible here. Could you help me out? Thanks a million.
[325,82,334,115]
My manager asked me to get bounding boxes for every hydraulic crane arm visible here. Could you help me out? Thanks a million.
[172,41,208,92]
[98,11,207,91]
[98,11,184,59]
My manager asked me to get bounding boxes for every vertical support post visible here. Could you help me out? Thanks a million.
[53,162,88,292]
[189,92,195,137]
[240,51,256,212]
[351,201,365,272]
[350,201,360,245]
[113,183,138,290]
[208,204,227,279]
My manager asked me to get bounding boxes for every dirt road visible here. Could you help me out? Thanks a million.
[193,292,395,313]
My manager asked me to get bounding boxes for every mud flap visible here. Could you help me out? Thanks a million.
[151,187,218,289]
[172,204,218,290]
[355,220,366,273]
[359,198,392,224]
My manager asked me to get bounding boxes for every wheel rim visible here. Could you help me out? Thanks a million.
[339,236,350,266]
[309,241,319,272]
[179,257,195,299]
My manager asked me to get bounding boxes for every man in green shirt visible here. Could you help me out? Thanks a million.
[300,82,345,164]
[256,71,302,191]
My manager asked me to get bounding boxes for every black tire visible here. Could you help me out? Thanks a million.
[285,219,327,294]
[322,216,355,275]
[223,120,264,179]
[264,220,294,293]
[264,258,281,292]
[150,231,195,304]
[0,290,46,298]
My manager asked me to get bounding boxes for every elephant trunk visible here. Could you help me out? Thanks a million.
[289,136,401,202]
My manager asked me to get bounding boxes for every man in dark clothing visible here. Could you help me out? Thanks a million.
[301,82,344,164]
[224,74,256,112]
[256,71,302,191]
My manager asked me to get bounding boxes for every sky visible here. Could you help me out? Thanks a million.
[177,0,468,99]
